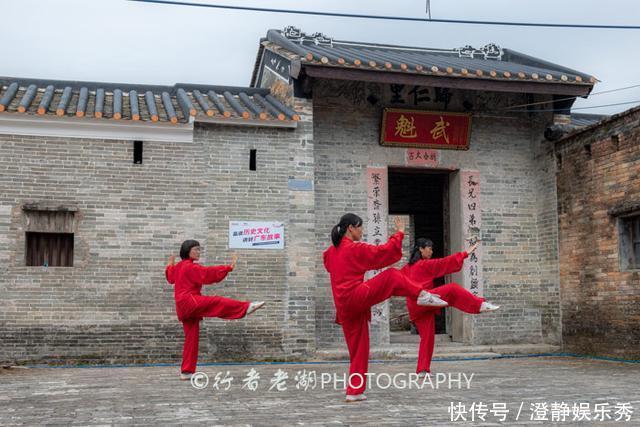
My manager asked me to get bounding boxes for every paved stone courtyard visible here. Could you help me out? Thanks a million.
[1,356,638,426]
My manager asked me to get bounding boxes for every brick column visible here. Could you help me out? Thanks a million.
[283,97,317,357]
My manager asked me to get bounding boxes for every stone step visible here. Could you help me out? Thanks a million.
[390,332,450,344]
[468,343,562,355]
[433,352,502,360]
[314,343,561,361]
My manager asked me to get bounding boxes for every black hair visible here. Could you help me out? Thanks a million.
[180,239,200,260]
[331,213,363,247]
[409,237,433,265]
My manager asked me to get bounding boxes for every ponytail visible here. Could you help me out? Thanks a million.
[409,238,433,264]
[331,213,363,247]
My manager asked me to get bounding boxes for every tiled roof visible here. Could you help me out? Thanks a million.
[569,113,609,127]
[258,27,596,90]
[544,112,616,142]
[0,78,300,124]
[556,104,640,143]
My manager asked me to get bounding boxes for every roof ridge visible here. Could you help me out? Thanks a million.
[0,77,269,95]
[557,104,640,143]
[0,77,299,125]
[262,26,596,85]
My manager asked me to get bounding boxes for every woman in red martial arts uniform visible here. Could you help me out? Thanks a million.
[402,238,500,377]
[323,213,448,402]
[165,239,265,380]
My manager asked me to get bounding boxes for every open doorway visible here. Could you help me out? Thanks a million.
[388,167,450,338]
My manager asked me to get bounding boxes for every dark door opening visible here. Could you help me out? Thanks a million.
[388,168,449,335]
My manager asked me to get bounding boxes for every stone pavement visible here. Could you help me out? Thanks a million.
[0,356,638,426]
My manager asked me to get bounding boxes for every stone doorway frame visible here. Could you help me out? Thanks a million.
[367,165,483,345]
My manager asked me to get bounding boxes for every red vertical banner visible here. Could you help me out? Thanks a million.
[381,109,471,150]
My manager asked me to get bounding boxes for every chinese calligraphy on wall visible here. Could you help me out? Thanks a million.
[389,85,453,109]
[381,109,471,150]
[229,221,285,249]
[367,167,389,324]
[461,171,483,297]
[406,148,440,168]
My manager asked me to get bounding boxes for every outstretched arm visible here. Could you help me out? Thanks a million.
[188,264,233,285]
[351,216,405,271]
[426,252,468,278]
[419,242,479,278]
[165,255,176,284]
[431,241,479,277]
[187,255,238,285]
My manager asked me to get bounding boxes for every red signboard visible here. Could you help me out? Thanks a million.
[381,108,471,150]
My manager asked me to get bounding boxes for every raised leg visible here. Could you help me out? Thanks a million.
[192,295,250,319]
[350,268,423,311]
[430,283,484,313]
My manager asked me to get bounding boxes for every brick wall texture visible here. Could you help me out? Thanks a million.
[312,80,561,348]
[0,99,316,365]
[556,107,640,359]
[0,78,587,364]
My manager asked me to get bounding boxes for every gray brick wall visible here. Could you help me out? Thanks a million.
[0,78,566,364]
[0,98,315,365]
[470,114,561,345]
[1,134,207,364]
[312,79,561,346]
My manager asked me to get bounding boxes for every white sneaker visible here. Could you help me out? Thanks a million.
[246,301,265,316]
[417,291,448,307]
[480,302,500,312]
[345,394,367,403]
[179,372,193,381]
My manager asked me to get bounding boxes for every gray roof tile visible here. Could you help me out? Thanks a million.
[262,27,597,86]
[0,78,300,125]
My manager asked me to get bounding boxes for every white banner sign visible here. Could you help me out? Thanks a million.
[229,221,285,249]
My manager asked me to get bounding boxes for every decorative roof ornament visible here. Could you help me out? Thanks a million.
[481,43,503,60]
[309,32,333,47]
[456,43,504,60]
[283,26,304,41]
[282,26,333,47]
[456,45,476,58]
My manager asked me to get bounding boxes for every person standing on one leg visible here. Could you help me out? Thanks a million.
[402,238,500,376]
[165,239,265,380]
[323,214,448,403]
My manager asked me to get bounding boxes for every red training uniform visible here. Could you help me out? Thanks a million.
[401,252,485,373]
[166,259,250,373]
[324,231,424,396]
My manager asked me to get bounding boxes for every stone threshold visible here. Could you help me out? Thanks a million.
[314,343,562,361]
